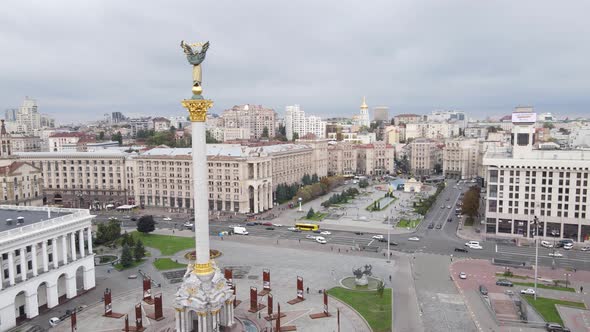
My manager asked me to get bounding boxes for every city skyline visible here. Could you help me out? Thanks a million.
[2,1,590,122]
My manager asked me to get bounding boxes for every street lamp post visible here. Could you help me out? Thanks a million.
[565,273,571,288]
[387,215,391,263]
[532,216,539,300]
[298,197,302,212]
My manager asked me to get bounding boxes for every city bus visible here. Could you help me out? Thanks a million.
[295,223,320,231]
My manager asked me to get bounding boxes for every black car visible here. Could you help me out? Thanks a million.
[377,238,387,242]
[355,232,364,235]
[454,247,468,253]
[246,222,256,226]
[546,323,571,332]
[428,223,434,229]
[265,227,275,230]
[479,285,488,295]
[389,241,398,246]
[496,279,513,287]
[313,230,322,234]
[447,218,452,222]
[131,217,137,221]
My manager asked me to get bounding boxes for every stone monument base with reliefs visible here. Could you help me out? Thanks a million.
[174,261,235,332]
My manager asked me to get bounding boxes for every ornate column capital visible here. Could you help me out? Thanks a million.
[182,99,214,122]
[193,261,214,275]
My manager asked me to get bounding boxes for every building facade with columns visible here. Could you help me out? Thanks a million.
[0,206,95,331]
[131,146,273,214]
[327,141,357,177]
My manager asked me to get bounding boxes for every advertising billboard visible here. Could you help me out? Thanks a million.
[512,112,537,123]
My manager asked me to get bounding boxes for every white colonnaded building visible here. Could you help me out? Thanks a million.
[0,205,95,331]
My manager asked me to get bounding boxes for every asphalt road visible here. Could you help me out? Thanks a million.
[92,180,590,271]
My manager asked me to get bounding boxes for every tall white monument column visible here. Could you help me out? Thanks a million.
[87,227,93,254]
[175,39,234,332]
[42,240,49,272]
[31,244,38,276]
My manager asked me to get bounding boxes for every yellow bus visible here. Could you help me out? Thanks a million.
[295,223,320,231]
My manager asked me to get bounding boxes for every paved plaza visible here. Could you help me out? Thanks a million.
[44,233,404,331]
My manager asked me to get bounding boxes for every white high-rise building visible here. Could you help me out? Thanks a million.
[357,97,370,128]
[284,105,326,140]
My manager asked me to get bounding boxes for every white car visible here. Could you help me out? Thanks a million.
[520,288,536,295]
[469,244,483,250]
[273,224,283,227]
[49,317,60,327]
[315,237,327,244]
[441,205,445,209]
[459,272,467,279]
[408,237,420,241]
[183,223,193,229]
[540,240,553,248]
[563,243,574,250]
[372,235,384,240]
[287,227,297,231]
[548,252,563,257]
[320,231,332,235]
[465,241,480,247]
[163,217,172,221]
[581,246,590,252]
[447,205,451,209]
[305,234,317,239]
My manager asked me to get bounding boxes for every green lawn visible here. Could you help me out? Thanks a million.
[114,259,146,271]
[522,295,586,325]
[153,258,187,270]
[513,281,575,292]
[131,231,194,255]
[305,212,327,221]
[327,287,391,332]
[397,219,420,228]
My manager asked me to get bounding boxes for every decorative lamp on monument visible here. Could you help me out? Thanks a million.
[173,40,235,332]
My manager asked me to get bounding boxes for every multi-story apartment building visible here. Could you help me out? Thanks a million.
[428,110,467,128]
[373,106,389,122]
[356,142,395,176]
[17,151,131,208]
[483,110,590,242]
[263,143,313,189]
[384,125,405,144]
[10,135,43,153]
[222,104,276,139]
[0,206,96,331]
[327,142,357,177]
[223,128,251,142]
[296,139,328,179]
[443,138,480,179]
[408,138,442,176]
[284,105,326,140]
[131,146,272,214]
[48,132,89,152]
[393,113,423,126]
[405,122,461,140]
[152,117,171,132]
[0,122,44,206]
[128,118,153,137]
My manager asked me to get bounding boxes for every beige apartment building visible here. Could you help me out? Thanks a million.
[327,142,357,177]
[17,150,131,208]
[297,139,328,178]
[262,144,313,189]
[10,134,43,152]
[443,138,481,179]
[409,138,442,176]
[356,142,395,176]
[222,104,276,139]
[132,147,272,214]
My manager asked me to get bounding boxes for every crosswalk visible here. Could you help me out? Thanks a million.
[496,244,589,269]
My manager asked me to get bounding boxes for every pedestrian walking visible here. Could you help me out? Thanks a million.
[306,287,309,294]
[581,286,584,293]
[389,275,392,282]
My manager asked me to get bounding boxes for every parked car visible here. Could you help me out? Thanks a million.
[454,247,468,253]
[479,285,488,295]
[545,323,571,332]
[581,246,590,252]
[541,240,553,248]
[496,279,513,287]
[447,218,452,222]
[49,317,61,327]
[520,288,536,295]
[563,243,574,250]
[459,272,467,279]
[447,205,451,209]
[436,224,442,229]
[428,223,434,229]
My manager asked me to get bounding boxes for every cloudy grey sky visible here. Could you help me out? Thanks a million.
[1,0,589,123]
